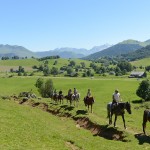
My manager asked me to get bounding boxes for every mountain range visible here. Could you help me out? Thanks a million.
[0,39,150,60]
[83,39,150,60]
[35,44,111,58]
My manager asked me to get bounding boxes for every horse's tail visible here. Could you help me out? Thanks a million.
[107,103,111,118]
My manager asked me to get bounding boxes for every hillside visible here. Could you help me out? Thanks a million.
[83,39,150,60]
[0,44,37,58]
[0,77,150,150]
[130,57,150,67]
[121,45,150,61]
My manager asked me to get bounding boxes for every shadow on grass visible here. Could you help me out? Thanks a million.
[59,105,74,111]
[135,133,150,145]
[132,99,143,104]
[93,125,127,141]
[76,110,87,115]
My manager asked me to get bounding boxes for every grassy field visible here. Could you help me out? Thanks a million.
[0,76,150,150]
[131,57,150,67]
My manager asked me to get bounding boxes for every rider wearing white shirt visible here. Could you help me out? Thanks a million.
[112,89,121,103]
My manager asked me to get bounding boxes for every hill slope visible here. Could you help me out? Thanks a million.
[0,44,37,58]
[122,44,150,61]
[83,39,150,60]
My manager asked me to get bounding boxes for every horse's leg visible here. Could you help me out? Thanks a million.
[122,114,126,129]
[143,121,146,135]
[110,111,113,125]
[143,111,147,134]
[88,105,89,112]
[114,115,117,127]
[91,104,93,113]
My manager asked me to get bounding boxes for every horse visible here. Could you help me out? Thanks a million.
[72,93,80,106]
[58,94,64,104]
[142,109,150,134]
[51,94,58,104]
[83,96,95,113]
[64,94,75,106]
[107,102,131,129]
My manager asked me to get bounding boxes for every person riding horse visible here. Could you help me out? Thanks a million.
[53,89,57,96]
[87,89,91,98]
[111,89,121,110]
[59,90,63,96]
[72,88,78,99]
[68,89,72,99]
[84,89,94,105]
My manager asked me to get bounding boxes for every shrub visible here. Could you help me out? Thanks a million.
[136,79,150,101]
[35,78,54,98]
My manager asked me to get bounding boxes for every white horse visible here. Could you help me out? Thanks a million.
[72,93,80,106]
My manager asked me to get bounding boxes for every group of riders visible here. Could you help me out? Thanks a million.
[52,88,92,100]
[52,87,121,107]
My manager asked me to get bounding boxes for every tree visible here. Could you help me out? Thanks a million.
[69,60,76,67]
[18,66,24,73]
[117,61,133,72]
[35,78,54,98]
[80,62,85,68]
[35,78,44,88]
[136,79,150,101]
[51,67,59,75]
[145,65,150,72]
[66,67,73,74]
[43,65,50,76]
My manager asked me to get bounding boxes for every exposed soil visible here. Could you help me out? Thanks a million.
[14,96,127,142]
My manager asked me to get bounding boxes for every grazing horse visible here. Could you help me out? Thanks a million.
[143,109,150,134]
[83,96,95,113]
[107,102,131,129]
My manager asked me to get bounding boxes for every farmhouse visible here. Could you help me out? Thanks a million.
[128,71,146,78]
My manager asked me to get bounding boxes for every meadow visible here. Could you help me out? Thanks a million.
[0,76,150,150]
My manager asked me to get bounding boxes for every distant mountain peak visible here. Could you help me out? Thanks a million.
[119,39,140,44]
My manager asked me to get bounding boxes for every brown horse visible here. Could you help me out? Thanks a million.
[107,102,131,129]
[143,109,150,134]
[83,96,95,113]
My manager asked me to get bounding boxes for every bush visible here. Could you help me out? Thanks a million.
[35,78,54,98]
[136,79,150,101]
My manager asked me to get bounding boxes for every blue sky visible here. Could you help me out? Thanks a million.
[0,0,150,51]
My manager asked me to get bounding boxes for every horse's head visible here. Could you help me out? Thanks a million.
[125,102,131,114]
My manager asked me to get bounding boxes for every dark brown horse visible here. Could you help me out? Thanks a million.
[107,102,131,129]
[51,94,58,104]
[58,94,64,104]
[83,96,95,113]
[143,109,150,134]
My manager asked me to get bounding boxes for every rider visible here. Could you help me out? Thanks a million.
[87,89,91,98]
[59,90,63,96]
[73,88,78,96]
[112,89,121,104]
[68,89,72,98]
[53,89,57,96]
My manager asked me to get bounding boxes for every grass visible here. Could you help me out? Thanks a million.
[131,57,150,67]
[0,76,150,149]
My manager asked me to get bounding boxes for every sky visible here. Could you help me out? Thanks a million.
[0,0,150,52]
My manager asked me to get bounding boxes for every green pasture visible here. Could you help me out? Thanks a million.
[131,57,150,67]
[0,58,92,71]
[0,76,150,149]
